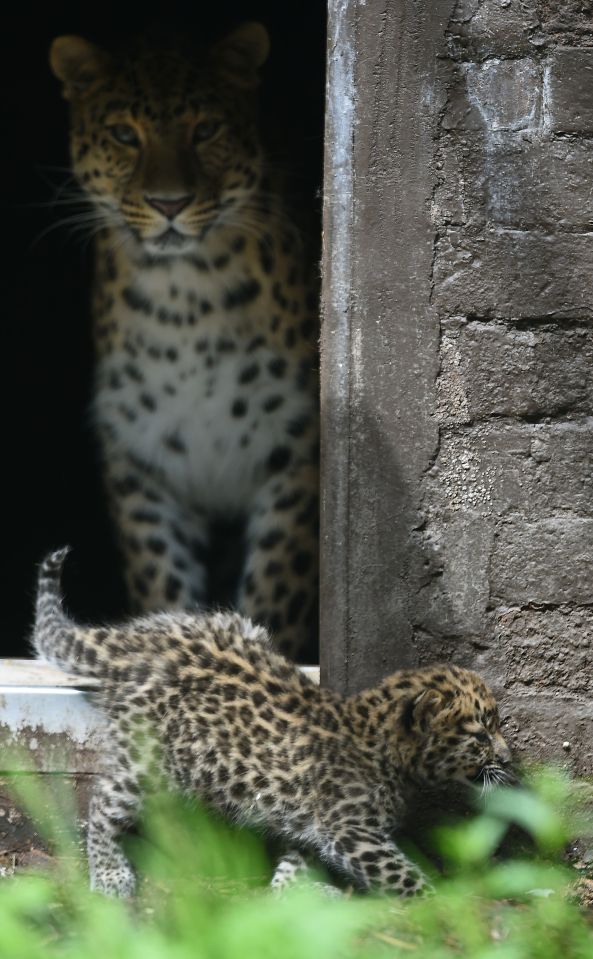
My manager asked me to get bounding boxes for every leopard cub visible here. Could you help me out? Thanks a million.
[34,548,514,898]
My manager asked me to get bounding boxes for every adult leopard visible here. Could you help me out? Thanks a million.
[50,24,319,659]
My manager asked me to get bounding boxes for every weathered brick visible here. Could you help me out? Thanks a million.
[539,0,593,46]
[434,229,593,318]
[434,142,466,225]
[491,693,593,772]
[435,137,593,230]
[410,515,493,637]
[438,321,593,419]
[478,139,593,228]
[447,0,540,59]
[443,59,543,133]
[477,615,593,770]
[491,517,593,604]
[546,48,593,133]
[488,605,592,695]
[429,421,593,518]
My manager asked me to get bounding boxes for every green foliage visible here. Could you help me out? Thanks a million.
[0,767,592,959]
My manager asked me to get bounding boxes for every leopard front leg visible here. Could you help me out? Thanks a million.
[239,464,318,659]
[87,719,165,897]
[318,827,428,897]
[87,738,144,897]
[271,850,343,898]
[270,850,309,893]
[103,452,209,612]
[87,777,139,897]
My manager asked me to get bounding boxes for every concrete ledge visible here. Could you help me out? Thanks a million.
[0,661,104,775]
[0,661,320,774]
[0,660,99,689]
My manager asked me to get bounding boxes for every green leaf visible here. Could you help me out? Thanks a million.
[436,815,507,866]
[485,787,567,852]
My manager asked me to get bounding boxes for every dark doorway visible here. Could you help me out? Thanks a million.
[2,1,325,654]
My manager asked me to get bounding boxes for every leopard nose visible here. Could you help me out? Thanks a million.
[145,194,194,219]
[495,738,513,767]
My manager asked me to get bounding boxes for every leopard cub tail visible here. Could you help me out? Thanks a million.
[33,547,97,678]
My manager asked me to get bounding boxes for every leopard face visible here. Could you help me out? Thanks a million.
[49,25,269,258]
[382,666,514,790]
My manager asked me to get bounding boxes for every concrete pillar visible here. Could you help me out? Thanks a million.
[321,0,593,773]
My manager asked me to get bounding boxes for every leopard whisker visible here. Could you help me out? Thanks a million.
[29,211,111,251]
[212,218,271,244]
[18,193,88,211]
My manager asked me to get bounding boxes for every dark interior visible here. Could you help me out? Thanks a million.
[2,1,326,655]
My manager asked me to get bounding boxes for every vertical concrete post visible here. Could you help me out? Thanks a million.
[321,0,455,692]
[321,0,593,773]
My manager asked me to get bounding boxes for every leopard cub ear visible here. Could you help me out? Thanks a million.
[49,36,112,101]
[401,689,444,734]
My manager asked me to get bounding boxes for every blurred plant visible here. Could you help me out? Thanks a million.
[0,765,590,959]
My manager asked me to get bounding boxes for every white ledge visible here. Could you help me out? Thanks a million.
[0,661,320,774]
[0,659,99,688]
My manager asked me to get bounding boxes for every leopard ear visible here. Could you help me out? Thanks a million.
[401,689,444,734]
[210,22,270,88]
[49,36,112,100]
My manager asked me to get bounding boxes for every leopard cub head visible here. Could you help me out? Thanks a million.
[390,666,514,790]
[49,24,269,258]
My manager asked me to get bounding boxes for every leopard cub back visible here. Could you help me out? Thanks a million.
[34,549,514,897]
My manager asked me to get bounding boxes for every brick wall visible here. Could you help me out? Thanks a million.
[322,0,592,773]
[425,1,593,771]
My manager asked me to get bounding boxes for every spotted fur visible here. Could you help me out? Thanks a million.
[49,25,318,659]
[34,549,514,898]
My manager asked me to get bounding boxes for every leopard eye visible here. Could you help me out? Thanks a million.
[474,730,490,745]
[107,124,141,148]
[192,120,221,145]
[483,711,499,733]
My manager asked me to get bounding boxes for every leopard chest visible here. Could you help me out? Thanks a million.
[94,263,315,513]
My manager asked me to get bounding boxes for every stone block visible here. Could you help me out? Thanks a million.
[496,694,593,772]
[410,515,493,637]
[546,48,593,133]
[447,0,540,59]
[435,137,593,230]
[491,517,593,604]
[429,420,593,519]
[443,59,543,133]
[539,1,593,46]
[438,321,593,419]
[489,605,592,695]
[434,229,593,319]
[478,139,593,228]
